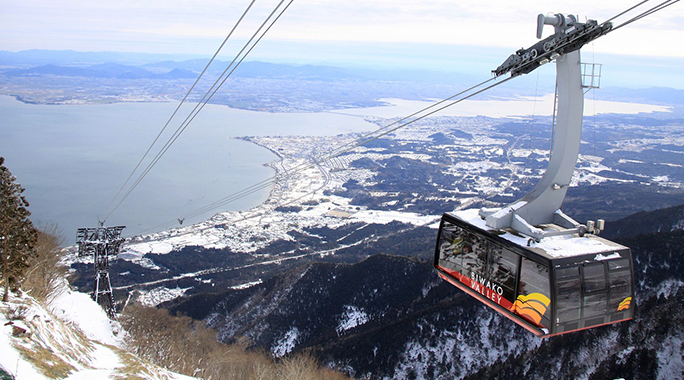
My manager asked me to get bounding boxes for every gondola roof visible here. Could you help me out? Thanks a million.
[450,209,629,260]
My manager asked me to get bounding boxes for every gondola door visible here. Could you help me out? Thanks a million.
[554,265,582,333]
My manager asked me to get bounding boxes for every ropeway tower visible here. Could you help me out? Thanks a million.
[76,224,125,319]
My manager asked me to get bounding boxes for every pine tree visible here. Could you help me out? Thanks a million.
[0,157,37,302]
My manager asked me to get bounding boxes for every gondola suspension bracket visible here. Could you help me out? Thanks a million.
[481,12,611,242]
[493,13,612,78]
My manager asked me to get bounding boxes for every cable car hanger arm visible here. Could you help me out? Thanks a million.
[480,13,609,242]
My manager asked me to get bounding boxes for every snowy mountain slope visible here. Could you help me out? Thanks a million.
[0,283,195,380]
[166,255,438,353]
[165,253,544,379]
[603,203,684,239]
[165,206,684,380]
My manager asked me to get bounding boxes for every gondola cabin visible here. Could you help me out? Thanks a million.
[434,210,634,337]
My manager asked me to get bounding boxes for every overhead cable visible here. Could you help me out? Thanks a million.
[603,0,651,23]
[103,0,294,222]
[609,0,680,32]
[133,0,678,234]
[105,0,258,214]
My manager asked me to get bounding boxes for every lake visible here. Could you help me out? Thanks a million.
[336,95,671,119]
[0,96,376,240]
[1,93,668,242]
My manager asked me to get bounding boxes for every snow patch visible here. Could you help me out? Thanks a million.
[655,279,684,299]
[657,335,684,380]
[231,280,263,290]
[352,210,436,226]
[336,306,369,334]
[135,286,191,307]
[49,283,123,347]
[594,252,623,261]
[272,327,300,357]
[674,218,684,231]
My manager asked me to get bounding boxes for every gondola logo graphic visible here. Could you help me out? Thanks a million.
[617,297,632,311]
[512,293,550,326]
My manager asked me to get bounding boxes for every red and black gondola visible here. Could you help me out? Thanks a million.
[434,210,634,337]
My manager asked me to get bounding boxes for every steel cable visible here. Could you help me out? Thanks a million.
[105,0,258,215]
[135,76,512,235]
[103,0,294,222]
[608,0,680,33]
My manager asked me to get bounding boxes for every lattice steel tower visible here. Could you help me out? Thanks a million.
[76,225,125,319]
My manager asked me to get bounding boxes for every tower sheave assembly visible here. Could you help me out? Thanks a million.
[76,225,126,319]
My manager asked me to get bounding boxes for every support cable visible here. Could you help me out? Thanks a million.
[138,0,294,183]
[106,0,257,213]
[136,75,512,234]
[125,0,679,234]
[608,0,680,32]
[103,0,294,222]
[603,0,650,23]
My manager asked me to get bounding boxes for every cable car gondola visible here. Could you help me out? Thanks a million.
[435,210,634,337]
[434,13,635,337]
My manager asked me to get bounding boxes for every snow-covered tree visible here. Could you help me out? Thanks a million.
[0,157,37,302]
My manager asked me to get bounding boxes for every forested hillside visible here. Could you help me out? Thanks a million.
[166,205,684,379]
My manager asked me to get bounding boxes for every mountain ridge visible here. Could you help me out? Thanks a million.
[603,203,684,239]
[4,62,197,80]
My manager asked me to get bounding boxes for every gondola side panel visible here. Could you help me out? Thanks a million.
[434,214,553,335]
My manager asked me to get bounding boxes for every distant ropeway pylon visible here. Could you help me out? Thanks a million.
[76,224,125,319]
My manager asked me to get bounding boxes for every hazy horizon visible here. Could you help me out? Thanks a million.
[2,1,682,89]
[3,45,684,90]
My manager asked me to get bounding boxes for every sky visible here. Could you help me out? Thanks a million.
[1,0,683,87]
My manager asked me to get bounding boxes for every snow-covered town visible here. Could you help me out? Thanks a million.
[85,109,684,307]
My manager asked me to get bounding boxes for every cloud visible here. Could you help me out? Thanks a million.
[1,0,682,60]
